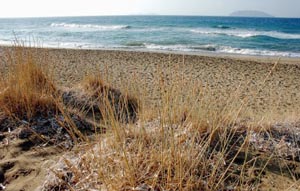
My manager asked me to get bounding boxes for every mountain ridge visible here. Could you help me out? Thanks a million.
[230,10,274,18]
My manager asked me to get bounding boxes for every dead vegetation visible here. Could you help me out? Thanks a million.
[0,46,139,145]
[0,46,300,190]
[0,47,57,120]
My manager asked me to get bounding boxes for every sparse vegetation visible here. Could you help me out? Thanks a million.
[0,47,57,120]
[1,46,300,190]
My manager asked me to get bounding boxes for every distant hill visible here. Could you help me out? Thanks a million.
[230,10,274,18]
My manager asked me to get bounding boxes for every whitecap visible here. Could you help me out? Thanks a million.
[50,23,130,31]
[190,28,300,40]
[218,46,300,57]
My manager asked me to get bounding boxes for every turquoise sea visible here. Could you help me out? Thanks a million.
[0,16,299,57]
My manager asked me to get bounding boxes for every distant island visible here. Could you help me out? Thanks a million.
[230,10,274,18]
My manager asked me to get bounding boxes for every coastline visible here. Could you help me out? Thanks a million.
[1,44,300,64]
[113,47,300,65]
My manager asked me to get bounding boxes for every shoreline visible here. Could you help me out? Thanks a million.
[113,47,300,64]
[1,45,299,65]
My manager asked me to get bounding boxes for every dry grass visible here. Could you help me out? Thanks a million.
[0,47,58,120]
[1,46,300,190]
[43,57,285,190]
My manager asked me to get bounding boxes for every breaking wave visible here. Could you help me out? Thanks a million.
[217,46,300,57]
[124,42,300,57]
[190,28,300,39]
[50,23,131,30]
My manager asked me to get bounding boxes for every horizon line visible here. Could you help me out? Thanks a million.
[0,14,299,19]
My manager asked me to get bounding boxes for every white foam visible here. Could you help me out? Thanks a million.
[50,23,130,31]
[144,43,188,51]
[143,43,217,52]
[218,46,300,57]
[142,43,300,57]
[1,38,299,58]
[131,43,300,57]
[190,28,300,39]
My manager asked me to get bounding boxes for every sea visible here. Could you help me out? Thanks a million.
[0,16,300,57]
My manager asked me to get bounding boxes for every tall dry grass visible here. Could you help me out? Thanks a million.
[1,45,298,190]
[0,45,140,143]
[0,46,58,120]
[43,56,281,190]
[83,75,139,123]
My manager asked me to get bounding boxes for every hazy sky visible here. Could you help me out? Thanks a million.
[1,0,299,18]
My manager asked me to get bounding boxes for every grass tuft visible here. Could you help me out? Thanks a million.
[0,47,57,120]
[82,75,139,123]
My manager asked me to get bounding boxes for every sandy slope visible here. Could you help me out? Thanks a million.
[0,138,61,191]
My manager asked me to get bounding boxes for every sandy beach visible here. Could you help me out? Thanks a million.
[1,46,299,118]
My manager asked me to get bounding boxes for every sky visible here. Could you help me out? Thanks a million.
[0,0,299,18]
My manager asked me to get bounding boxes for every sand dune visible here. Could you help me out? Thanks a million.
[0,47,300,190]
